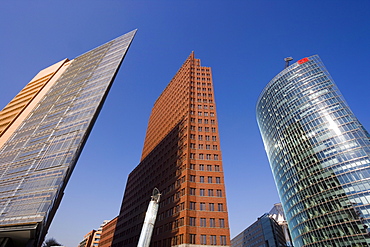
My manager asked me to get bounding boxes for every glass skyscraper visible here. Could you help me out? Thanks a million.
[0,30,136,247]
[256,55,370,246]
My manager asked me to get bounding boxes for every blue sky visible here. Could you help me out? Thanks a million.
[1,1,370,246]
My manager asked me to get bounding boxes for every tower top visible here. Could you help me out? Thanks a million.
[284,57,293,68]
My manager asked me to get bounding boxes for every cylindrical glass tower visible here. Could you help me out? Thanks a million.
[256,55,370,246]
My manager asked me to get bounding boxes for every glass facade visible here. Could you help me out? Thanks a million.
[0,30,136,245]
[231,214,286,247]
[256,55,370,246]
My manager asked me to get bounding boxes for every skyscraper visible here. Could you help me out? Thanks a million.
[0,30,136,247]
[112,52,230,247]
[256,55,370,246]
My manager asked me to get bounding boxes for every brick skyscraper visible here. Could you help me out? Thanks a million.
[112,52,230,247]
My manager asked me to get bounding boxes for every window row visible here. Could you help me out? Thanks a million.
[190,143,218,150]
[190,111,215,117]
[189,217,226,228]
[190,126,217,132]
[190,234,227,245]
[189,135,217,141]
[189,92,213,98]
[190,153,219,160]
[190,118,216,124]
[189,164,221,171]
[189,176,222,184]
[190,188,222,197]
[190,97,213,103]
[189,87,213,92]
[190,202,224,211]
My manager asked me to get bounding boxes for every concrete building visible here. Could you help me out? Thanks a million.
[98,217,117,247]
[231,214,287,247]
[257,55,370,246]
[112,52,230,247]
[0,30,136,247]
[79,221,108,247]
[78,230,96,247]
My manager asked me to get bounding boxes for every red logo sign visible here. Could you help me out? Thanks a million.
[298,57,309,64]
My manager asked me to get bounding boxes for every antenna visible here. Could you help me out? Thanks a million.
[284,57,293,68]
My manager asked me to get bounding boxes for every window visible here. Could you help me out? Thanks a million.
[189,217,196,226]
[190,143,196,149]
[210,218,216,227]
[207,165,212,171]
[211,119,215,124]
[190,125,195,131]
[190,134,195,139]
[210,235,217,245]
[212,136,217,141]
[200,218,206,227]
[208,189,214,196]
[214,154,219,160]
[200,176,205,183]
[200,189,205,196]
[200,202,206,210]
[198,112,202,116]
[208,176,213,183]
[199,164,204,171]
[210,112,215,117]
[198,144,203,149]
[204,105,208,109]
[218,203,224,211]
[206,144,210,150]
[215,165,220,171]
[210,105,214,110]
[206,154,211,160]
[205,127,210,132]
[204,112,209,116]
[204,119,209,124]
[220,236,227,245]
[190,164,195,170]
[198,127,202,131]
[213,145,218,150]
[190,153,195,159]
[216,177,221,183]
[205,135,210,141]
[209,203,215,211]
[217,190,222,197]
[198,119,202,124]
[199,154,204,159]
[198,105,202,109]
[201,235,207,245]
[190,202,196,210]
[190,188,196,195]
[190,175,196,182]
[190,234,196,244]
[212,127,216,132]
[219,219,225,228]
[199,135,203,141]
